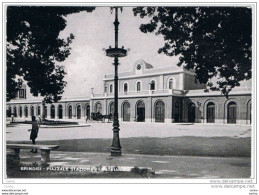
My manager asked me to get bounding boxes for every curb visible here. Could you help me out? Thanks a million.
[40,124,90,128]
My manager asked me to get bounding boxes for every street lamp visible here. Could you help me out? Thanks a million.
[106,7,127,156]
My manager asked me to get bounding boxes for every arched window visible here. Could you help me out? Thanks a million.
[150,80,155,90]
[110,84,113,93]
[19,106,22,117]
[37,106,41,116]
[31,106,34,117]
[136,82,141,91]
[58,105,63,119]
[95,103,102,114]
[77,105,81,119]
[68,105,72,119]
[51,105,55,119]
[169,78,174,89]
[24,106,28,118]
[124,83,128,93]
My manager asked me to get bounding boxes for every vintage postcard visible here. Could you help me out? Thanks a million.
[2,1,257,195]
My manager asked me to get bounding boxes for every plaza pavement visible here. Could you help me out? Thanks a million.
[6,122,252,178]
[11,151,250,178]
[6,122,251,141]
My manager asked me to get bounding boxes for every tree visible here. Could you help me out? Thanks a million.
[133,7,252,95]
[7,6,95,102]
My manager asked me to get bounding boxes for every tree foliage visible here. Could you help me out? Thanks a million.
[133,7,252,95]
[7,6,95,102]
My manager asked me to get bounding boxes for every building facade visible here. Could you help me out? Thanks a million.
[6,60,252,124]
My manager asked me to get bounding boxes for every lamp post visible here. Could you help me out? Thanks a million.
[106,7,127,156]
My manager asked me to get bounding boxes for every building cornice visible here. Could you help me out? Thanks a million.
[6,97,90,104]
[103,69,195,81]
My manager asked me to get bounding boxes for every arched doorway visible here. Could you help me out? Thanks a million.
[14,107,17,117]
[227,102,237,124]
[95,103,102,114]
[7,107,11,117]
[31,106,34,117]
[123,102,130,121]
[155,101,165,122]
[86,105,90,119]
[58,105,63,119]
[77,105,81,119]
[174,101,180,122]
[19,106,22,117]
[51,105,55,119]
[207,102,215,123]
[37,106,41,116]
[24,106,28,118]
[43,105,47,119]
[250,103,252,124]
[68,105,72,119]
[188,102,196,122]
[136,101,145,122]
[109,102,114,120]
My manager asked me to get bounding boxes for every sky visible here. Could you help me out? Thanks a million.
[56,7,180,98]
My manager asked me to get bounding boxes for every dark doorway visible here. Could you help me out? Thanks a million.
[155,101,165,122]
[68,105,72,119]
[207,102,215,123]
[24,106,28,118]
[227,102,237,124]
[19,107,22,117]
[7,107,11,117]
[77,105,81,119]
[188,103,196,122]
[123,102,130,121]
[51,105,55,119]
[58,105,63,119]
[174,101,180,122]
[137,101,145,122]
[43,106,47,119]
[25,106,28,118]
[86,105,90,119]
[14,107,17,117]
[31,106,34,117]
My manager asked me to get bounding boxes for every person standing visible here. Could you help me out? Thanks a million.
[29,116,39,153]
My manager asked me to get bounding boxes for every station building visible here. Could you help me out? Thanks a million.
[6,60,252,124]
